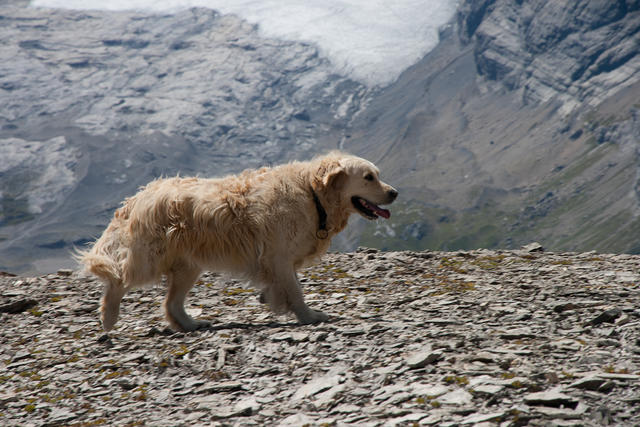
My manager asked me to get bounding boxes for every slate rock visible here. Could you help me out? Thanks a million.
[1,249,640,426]
[522,242,544,252]
[439,389,473,405]
[0,298,38,314]
[567,376,606,391]
[292,374,342,401]
[524,389,579,408]
[588,308,622,326]
[460,411,506,424]
[406,349,443,368]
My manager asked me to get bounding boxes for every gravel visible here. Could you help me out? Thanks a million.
[1,247,639,426]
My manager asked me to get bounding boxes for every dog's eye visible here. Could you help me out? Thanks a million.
[364,173,375,181]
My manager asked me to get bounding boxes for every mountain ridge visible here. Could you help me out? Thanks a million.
[343,0,640,254]
[1,0,640,273]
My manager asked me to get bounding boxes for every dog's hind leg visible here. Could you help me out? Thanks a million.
[101,280,126,331]
[164,260,206,331]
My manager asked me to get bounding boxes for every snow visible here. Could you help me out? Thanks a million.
[30,0,458,86]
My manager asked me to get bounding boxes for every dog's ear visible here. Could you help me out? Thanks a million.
[313,160,346,191]
[323,164,346,189]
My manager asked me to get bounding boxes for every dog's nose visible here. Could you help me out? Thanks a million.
[387,188,398,201]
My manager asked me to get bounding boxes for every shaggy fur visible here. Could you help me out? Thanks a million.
[78,151,397,331]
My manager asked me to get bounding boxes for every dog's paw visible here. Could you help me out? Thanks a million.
[100,310,118,332]
[296,309,329,325]
[193,319,212,330]
[171,318,211,332]
[187,319,212,331]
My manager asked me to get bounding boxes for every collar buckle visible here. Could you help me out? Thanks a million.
[311,187,329,240]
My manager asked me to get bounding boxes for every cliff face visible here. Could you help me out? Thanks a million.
[344,0,640,254]
[466,0,640,111]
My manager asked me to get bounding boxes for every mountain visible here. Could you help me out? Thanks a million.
[343,0,640,254]
[1,0,640,273]
[0,1,373,272]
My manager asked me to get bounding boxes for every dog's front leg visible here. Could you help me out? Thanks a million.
[263,265,328,324]
[288,272,329,324]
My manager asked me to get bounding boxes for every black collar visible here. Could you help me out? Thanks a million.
[311,187,329,239]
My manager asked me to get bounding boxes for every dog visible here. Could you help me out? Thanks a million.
[78,151,397,331]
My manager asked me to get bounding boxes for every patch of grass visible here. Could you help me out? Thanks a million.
[103,369,131,380]
[35,380,50,389]
[550,259,573,265]
[222,287,253,296]
[318,264,352,279]
[133,384,148,401]
[444,375,469,386]
[472,254,506,269]
[537,144,611,195]
[580,210,632,250]
[439,257,467,273]
[171,345,190,357]
[66,355,80,363]
[28,306,43,317]
[604,366,629,374]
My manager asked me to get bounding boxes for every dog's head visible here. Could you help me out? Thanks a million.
[317,152,398,221]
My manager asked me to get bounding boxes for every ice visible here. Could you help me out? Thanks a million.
[30,0,458,86]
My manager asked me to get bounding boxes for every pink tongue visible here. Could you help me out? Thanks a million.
[375,206,391,219]
[364,200,391,219]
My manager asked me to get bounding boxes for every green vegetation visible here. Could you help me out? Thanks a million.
[355,119,638,255]
[444,375,469,385]
[358,200,516,253]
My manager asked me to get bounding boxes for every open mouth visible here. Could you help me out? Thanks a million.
[351,196,391,220]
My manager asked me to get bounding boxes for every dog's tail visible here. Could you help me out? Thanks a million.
[73,239,123,285]
[74,233,131,331]
[74,201,136,286]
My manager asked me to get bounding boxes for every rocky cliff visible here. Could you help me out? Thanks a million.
[1,248,639,425]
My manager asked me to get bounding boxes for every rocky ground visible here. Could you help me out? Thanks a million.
[1,246,639,426]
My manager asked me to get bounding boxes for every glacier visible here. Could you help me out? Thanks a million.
[31,0,458,86]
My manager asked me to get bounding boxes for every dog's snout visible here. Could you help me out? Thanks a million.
[387,188,398,202]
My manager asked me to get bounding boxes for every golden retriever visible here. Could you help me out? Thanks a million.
[78,151,397,331]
